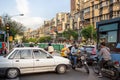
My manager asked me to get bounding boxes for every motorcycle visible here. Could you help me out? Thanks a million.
[70,54,90,74]
[92,57,120,80]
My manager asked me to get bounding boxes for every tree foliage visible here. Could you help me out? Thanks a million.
[1,14,25,39]
[81,25,97,41]
[62,29,78,40]
[38,36,52,43]
[28,38,37,43]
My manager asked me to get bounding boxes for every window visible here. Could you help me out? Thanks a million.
[94,17,98,22]
[33,50,41,59]
[84,8,90,13]
[14,52,20,59]
[9,50,19,59]
[33,50,48,59]
[20,50,32,59]
[94,4,98,9]
[108,31,117,42]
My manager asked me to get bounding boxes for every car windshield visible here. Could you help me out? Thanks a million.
[4,49,14,57]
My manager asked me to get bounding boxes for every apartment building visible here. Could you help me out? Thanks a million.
[24,28,32,39]
[71,0,120,28]
[44,20,51,36]
[56,12,69,33]
[50,17,57,34]
[38,26,45,37]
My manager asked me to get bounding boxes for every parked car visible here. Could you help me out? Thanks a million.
[79,45,97,65]
[0,47,71,79]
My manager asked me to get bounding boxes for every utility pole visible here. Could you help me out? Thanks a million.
[5,23,10,52]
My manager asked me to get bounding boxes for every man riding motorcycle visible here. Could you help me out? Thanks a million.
[70,44,79,68]
[98,42,111,77]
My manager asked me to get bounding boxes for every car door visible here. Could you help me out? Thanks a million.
[11,49,34,74]
[33,49,55,72]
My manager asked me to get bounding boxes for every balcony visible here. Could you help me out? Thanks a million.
[84,12,90,19]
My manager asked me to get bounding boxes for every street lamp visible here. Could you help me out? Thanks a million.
[4,14,24,52]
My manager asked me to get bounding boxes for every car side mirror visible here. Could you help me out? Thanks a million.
[47,54,53,58]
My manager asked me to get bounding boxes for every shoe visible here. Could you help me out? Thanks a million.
[97,73,103,78]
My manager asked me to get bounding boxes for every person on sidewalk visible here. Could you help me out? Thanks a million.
[48,43,54,54]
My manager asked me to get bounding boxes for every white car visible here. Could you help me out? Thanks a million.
[0,47,71,79]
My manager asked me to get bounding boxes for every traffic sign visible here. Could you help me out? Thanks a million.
[0,31,5,34]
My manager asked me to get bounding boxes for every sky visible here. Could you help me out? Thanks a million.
[0,0,70,29]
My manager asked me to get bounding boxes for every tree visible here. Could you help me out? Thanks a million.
[2,14,25,39]
[62,29,78,40]
[28,38,37,43]
[22,36,29,43]
[81,25,97,42]
[38,36,52,43]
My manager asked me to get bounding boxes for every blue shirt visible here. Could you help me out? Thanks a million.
[71,46,78,55]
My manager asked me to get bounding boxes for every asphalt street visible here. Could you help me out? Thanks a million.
[0,67,111,80]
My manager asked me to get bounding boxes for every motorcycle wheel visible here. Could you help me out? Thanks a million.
[111,68,119,80]
[84,64,89,74]
[72,65,76,70]
[92,63,99,74]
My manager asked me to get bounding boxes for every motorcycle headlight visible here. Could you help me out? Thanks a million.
[81,56,85,60]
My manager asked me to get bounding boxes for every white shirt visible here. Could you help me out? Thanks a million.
[48,46,54,52]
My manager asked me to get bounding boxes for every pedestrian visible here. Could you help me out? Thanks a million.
[34,42,39,47]
[1,46,8,55]
[29,42,34,47]
[98,42,111,78]
[48,43,54,54]
[60,44,70,58]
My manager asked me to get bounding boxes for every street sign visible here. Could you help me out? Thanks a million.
[0,31,5,34]
[9,36,13,41]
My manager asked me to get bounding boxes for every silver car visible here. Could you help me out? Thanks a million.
[0,47,71,79]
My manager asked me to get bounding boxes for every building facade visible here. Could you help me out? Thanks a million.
[56,12,69,33]
[71,0,120,28]
[44,20,51,36]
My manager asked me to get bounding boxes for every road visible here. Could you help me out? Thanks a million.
[0,67,110,80]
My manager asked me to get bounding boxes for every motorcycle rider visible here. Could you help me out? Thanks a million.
[98,42,111,77]
[60,44,70,58]
[70,43,79,68]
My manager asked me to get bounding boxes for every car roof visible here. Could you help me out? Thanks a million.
[13,47,43,50]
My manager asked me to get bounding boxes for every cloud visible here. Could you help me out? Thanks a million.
[15,0,44,29]
[12,16,44,30]
[16,0,29,15]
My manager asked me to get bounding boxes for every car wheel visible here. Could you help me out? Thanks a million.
[6,68,19,79]
[56,65,66,74]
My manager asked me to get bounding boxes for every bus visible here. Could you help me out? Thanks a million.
[96,17,120,64]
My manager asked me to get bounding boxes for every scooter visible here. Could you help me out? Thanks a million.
[92,57,120,80]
